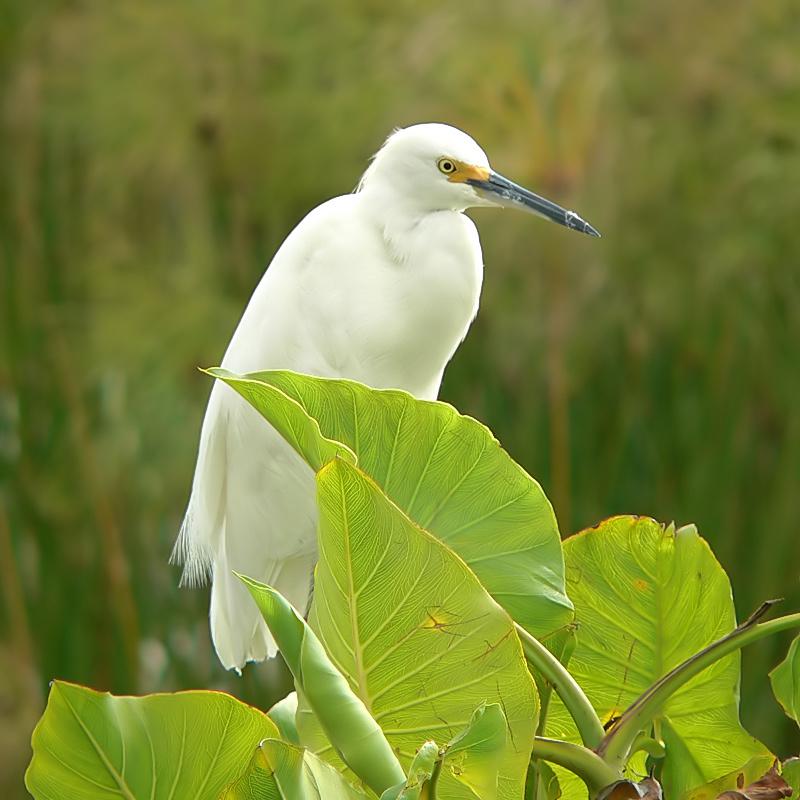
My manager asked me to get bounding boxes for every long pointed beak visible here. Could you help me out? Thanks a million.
[467,171,601,238]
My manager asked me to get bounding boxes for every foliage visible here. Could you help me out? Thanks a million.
[267,692,300,746]
[546,517,772,799]
[308,457,536,798]
[25,681,279,799]
[25,372,800,800]
[240,575,405,796]
[379,704,509,800]
[769,636,800,725]
[241,442,538,798]
[208,367,572,637]
[221,739,368,800]
[3,11,800,799]
[780,761,800,797]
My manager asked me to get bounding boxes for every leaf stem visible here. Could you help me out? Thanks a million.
[599,606,800,767]
[425,755,443,799]
[515,623,605,748]
[630,733,665,759]
[532,737,620,794]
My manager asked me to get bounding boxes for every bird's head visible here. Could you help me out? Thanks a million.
[358,123,599,238]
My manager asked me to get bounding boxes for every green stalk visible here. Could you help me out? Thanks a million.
[629,733,665,760]
[600,606,800,767]
[423,756,443,799]
[515,623,605,748]
[535,689,552,739]
[240,575,406,795]
[532,737,620,794]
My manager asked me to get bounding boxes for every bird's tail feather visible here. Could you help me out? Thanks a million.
[171,386,228,587]
[210,550,316,672]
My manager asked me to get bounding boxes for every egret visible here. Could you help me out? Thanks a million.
[173,123,599,671]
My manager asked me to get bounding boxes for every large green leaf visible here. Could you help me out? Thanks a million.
[208,368,572,638]
[203,368,354,471]
[221,739,368,800]
[301,457,538,800]
[545,517,771,800]
[769,634,800,725]
[26,681,279,800]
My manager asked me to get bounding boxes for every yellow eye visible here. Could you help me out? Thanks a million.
[437,158,457,175]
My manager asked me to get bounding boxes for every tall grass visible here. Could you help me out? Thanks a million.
[1,1,798,793]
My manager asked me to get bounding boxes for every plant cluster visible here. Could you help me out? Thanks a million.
[25,371,800,799]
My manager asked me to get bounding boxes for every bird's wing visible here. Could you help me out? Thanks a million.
[173,200,351,583]
[174,198,346,662]
[208,397,317,668]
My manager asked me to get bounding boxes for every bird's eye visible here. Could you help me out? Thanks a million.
[437,158,457,175]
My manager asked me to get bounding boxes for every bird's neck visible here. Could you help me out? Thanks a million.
[356,186,464,264]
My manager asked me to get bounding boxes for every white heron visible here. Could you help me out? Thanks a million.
[173,123,599,671]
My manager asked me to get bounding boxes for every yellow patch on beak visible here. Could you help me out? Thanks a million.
[447,160,490,183]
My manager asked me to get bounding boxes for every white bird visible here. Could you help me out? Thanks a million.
[173,123,599,671]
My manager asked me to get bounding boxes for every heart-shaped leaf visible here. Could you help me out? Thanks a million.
[25,681,279,800]
[298,458,537,799]
[208,368,572,638]
[545,517,771,800]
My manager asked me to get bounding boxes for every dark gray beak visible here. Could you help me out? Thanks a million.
[467,171,601,238]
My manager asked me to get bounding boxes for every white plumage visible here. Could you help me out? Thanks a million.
[173,123,599,671]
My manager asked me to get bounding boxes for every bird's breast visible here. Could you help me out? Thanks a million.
[226,199,483,401]
[318,211,484,397]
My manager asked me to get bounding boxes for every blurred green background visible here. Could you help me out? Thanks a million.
[2,0,799,793]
